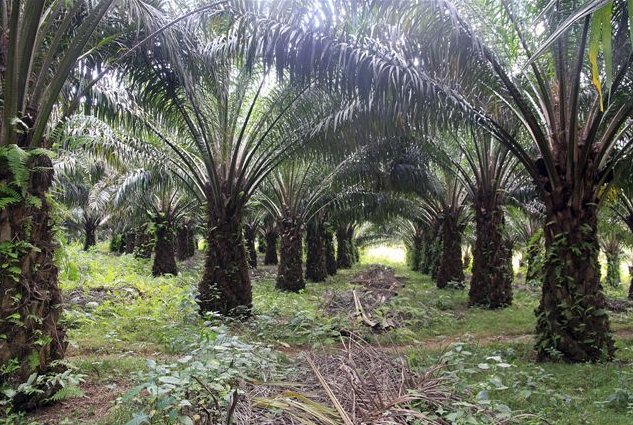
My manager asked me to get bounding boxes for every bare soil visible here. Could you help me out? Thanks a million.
[28,379,132,425]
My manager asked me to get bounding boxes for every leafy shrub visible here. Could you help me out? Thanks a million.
[120,327,283,424]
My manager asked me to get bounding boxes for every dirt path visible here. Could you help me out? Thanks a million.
[27,379,132,425]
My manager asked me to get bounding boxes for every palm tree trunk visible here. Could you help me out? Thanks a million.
[437,213,464,289]
[176,225,195,261]
[420,221,440,275]
[0,155,67,409]
[123,231,136,254]
[277,218,305,291]
[186,227,196,258]
[408,231,424,271]
[525,232,542,285]
[349,227,359,264]
[244,225,258,269]
[257,234,266,253]
[134,230,153,259]
[198,207,251,316]
[83,221,97,251]
[306,220,327,282]
[629,266,633,301]
[469,195,513,308]
[429,233,442,280]
[336,226,353,269]
[152,215,177,276]
[323,227,337,276]
[176,226,189,261]
[264,230,278,265]
[535,199,614,362]
[605,250,621,288]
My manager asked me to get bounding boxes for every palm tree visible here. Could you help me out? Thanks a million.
[227,0,633,362]
[505,201,546,286]
[260,215,280,266]
[0,0,173,397]
[258,160,334,291]
[242,207,264,269]
[90,46,358,313]
[175,218,197,261]
[305,213,329,282]
[418,170,469,289]
[54,154,116,250]
[114,168,198,276]
[335,223,356,269]
[434,134,524,308]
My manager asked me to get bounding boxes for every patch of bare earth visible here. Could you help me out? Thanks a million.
[28,379,131,425]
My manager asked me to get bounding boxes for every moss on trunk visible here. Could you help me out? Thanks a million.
[604,250,621,288]
[525,230,543,285]
[420,221,441,276]
[535,202,614,362]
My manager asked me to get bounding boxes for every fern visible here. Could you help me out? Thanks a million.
[0,184,22,209]
[47,385,84,402]
[26,195,43,209]
[0,145,30,190]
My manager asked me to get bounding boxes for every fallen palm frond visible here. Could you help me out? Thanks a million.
[240,338,468,424]
[323,265,403,332]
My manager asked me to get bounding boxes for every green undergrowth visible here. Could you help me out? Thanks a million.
[406,338,633,425]
[59,244,204,355]
[19,242,633,425]
[230,266,362,347]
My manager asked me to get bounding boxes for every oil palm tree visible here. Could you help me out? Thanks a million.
[242,206,264,269]
[305,212,329,282]
[54,154,116,250]
[258,159,334,291]
[0,0,175,397]
[505,201,546,286]
[227,0,633,362]
[434,134,525,308]
[260,215,279,266]
[114,169,199,276]
[89,42,361,314]
[418,169,469,289]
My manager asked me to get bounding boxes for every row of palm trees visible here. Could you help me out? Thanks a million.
[3,0,633,408]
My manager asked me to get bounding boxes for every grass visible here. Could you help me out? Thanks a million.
[22,242,633,424]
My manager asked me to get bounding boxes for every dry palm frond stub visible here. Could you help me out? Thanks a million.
[237,338,499,425]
